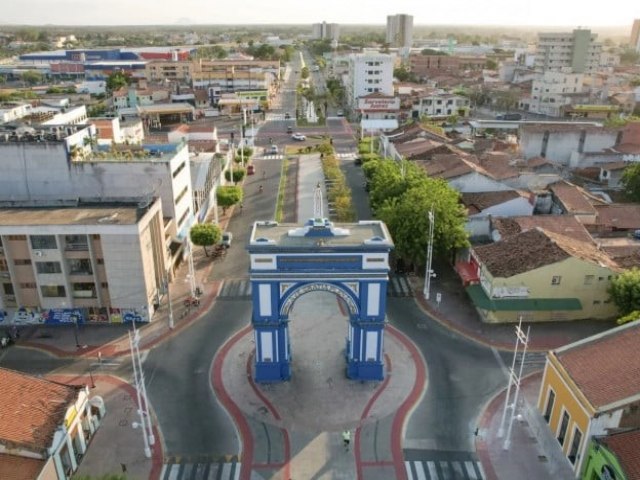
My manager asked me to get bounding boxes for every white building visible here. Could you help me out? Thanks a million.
[386,14,413,49]
[528,71,585,117]
[534,29,602,74]
[0,103,31,124]
[0,124,194,240]
[411,92,470,118]
[311,22,340,42]
[345,53,395,110]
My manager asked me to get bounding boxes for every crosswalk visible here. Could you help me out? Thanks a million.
[255,154,284,160]
[161,456,240,480]
[218,280,252,299]
[405,459,485,480]
[335,152,358,160]
[219,277,413,300]
[388,275,414,297]
[265,113,289,121]
[404,450,485,480]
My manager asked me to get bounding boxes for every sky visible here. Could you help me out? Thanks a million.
[1,0,638,27]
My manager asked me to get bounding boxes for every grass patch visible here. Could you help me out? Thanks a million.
[275,156,289,222]
[321,153,356,222]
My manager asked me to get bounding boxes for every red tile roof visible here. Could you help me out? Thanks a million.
[554,321,640,409]
[595,204,640,230]
[461,190,524,214]
[0,454,45,480]
[415,154,474,180]
[474,228,616,278]
[600,429,640,480]
[549,181,601,215]
[492,215,595,244]
[0,368,81,451]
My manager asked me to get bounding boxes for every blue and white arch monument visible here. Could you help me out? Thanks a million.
[247,218,394,383]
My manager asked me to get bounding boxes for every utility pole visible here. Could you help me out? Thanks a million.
[423,208,435,300]
[498,316,530,450]
[128,328,151,458]
[187,238,197,298]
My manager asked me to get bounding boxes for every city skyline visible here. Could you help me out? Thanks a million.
[0,0,638,27]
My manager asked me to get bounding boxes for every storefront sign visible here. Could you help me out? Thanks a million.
[64,406,78,429]
[358,96,400,111]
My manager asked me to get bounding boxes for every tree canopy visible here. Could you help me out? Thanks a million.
[106,71,130,92]
[363,159,469,266]
[190,223,222,257]
[216,185,243,213]
[621,162,640,202]
[608,268,640,317]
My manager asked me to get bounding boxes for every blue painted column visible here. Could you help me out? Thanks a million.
[346,320,385,381]
[254,321,291,383]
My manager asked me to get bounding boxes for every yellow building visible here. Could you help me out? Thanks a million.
[537,320,640,477]
[465,228,620,323]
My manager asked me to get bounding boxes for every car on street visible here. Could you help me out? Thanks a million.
[284,112,291,119]
[286,126,293,133]
[268,145,279,154]
[221,232,233,248]
[247,164,255,175]
[291,133,306,141]
[337,110,344,117]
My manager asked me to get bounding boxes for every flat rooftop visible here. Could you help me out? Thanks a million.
[0,201,156,227]
[249,219,394,250]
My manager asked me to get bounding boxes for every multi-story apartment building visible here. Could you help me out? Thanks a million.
[409,54,486,78]
[145,60,195,82]
[311,22,340,42]
[386,14,413,49]
[345,53,394,110]
[411,92,471,118]
[0,198,168,323]
[0,124,194,240]
[631,19,640,53]
[534,29,602,74]
[526,71,585,117]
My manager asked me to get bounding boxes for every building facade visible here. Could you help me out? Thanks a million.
[311,22,340,42]
[386,14,413,49]
[534,29,602,74]
[345,53,394,110]
[631,19,640,53]
[0,367,104,479]
[409,54,486,78]
[0,198,168,323]
[528,71,585,117]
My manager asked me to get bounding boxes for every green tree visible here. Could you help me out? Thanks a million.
[365,159,468,265]
[236,147,253,160]
[190,223,222,257]
[216,185,243,214]
[421,48,448,56]
[301,67,310,79]
[225,168,246,183]
[106,71,130,92]
[22,70,43,85]
[393,66,411,82]
[608,268,640,316]
[485,59,498,70]
[621,163,640,202]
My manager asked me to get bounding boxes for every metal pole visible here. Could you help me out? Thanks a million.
[129,331,151,458]
[504,325,530,450]
[166,273,174,330]
[187,239,196,298]
[423,209,435,300]
[73,317,80,348]
[498,316,523,438]
[133,329,155,446]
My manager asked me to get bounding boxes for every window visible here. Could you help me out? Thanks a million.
[3,283,14,295]
[544,389,555,421]
[67,259,93,275]
[172,160,186,179]
[101,282,109,289]
[177,209,189,227]
[30,235,57,250]
[97,258,104,265]
[557,411,570,446]
[175,185,189,205]
[7,235,26,241]
[41,285,66,297]
[36,261,62,274]
[92,234,100,240]
[14,259,32,266]
[584,275,594,285]
[20,282,36,289]
[65,235,88,251]
[72,282,96,299]
[567,427,582,464]
[551,276,562,285]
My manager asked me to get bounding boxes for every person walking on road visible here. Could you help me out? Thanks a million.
[342,430,351,451]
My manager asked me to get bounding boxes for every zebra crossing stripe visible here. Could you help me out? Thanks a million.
[415,461,427,480]
[465,461,479,479]
[427,461,438,479]
[439,461,451,478]
[452,461,465,478]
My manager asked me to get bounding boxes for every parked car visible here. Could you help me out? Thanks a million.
[291,133,306,141]
[247,164,255,175]
[284,112,291,119]
[268,145,279,154]
[286,125,293,133]
[354,157,362,166]
[337,110,345,117]
[221,232,233,248]
[496,113,522,121]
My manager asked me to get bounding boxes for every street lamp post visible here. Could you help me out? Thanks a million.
[423,208,436,300]
[165,274,174,330]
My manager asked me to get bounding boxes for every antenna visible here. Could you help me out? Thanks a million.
[313,182,324,218]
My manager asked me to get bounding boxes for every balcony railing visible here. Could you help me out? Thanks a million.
[65,243,89,251]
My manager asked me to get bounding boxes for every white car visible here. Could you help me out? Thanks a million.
[221,232,233,248]
[291,133,306,141]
